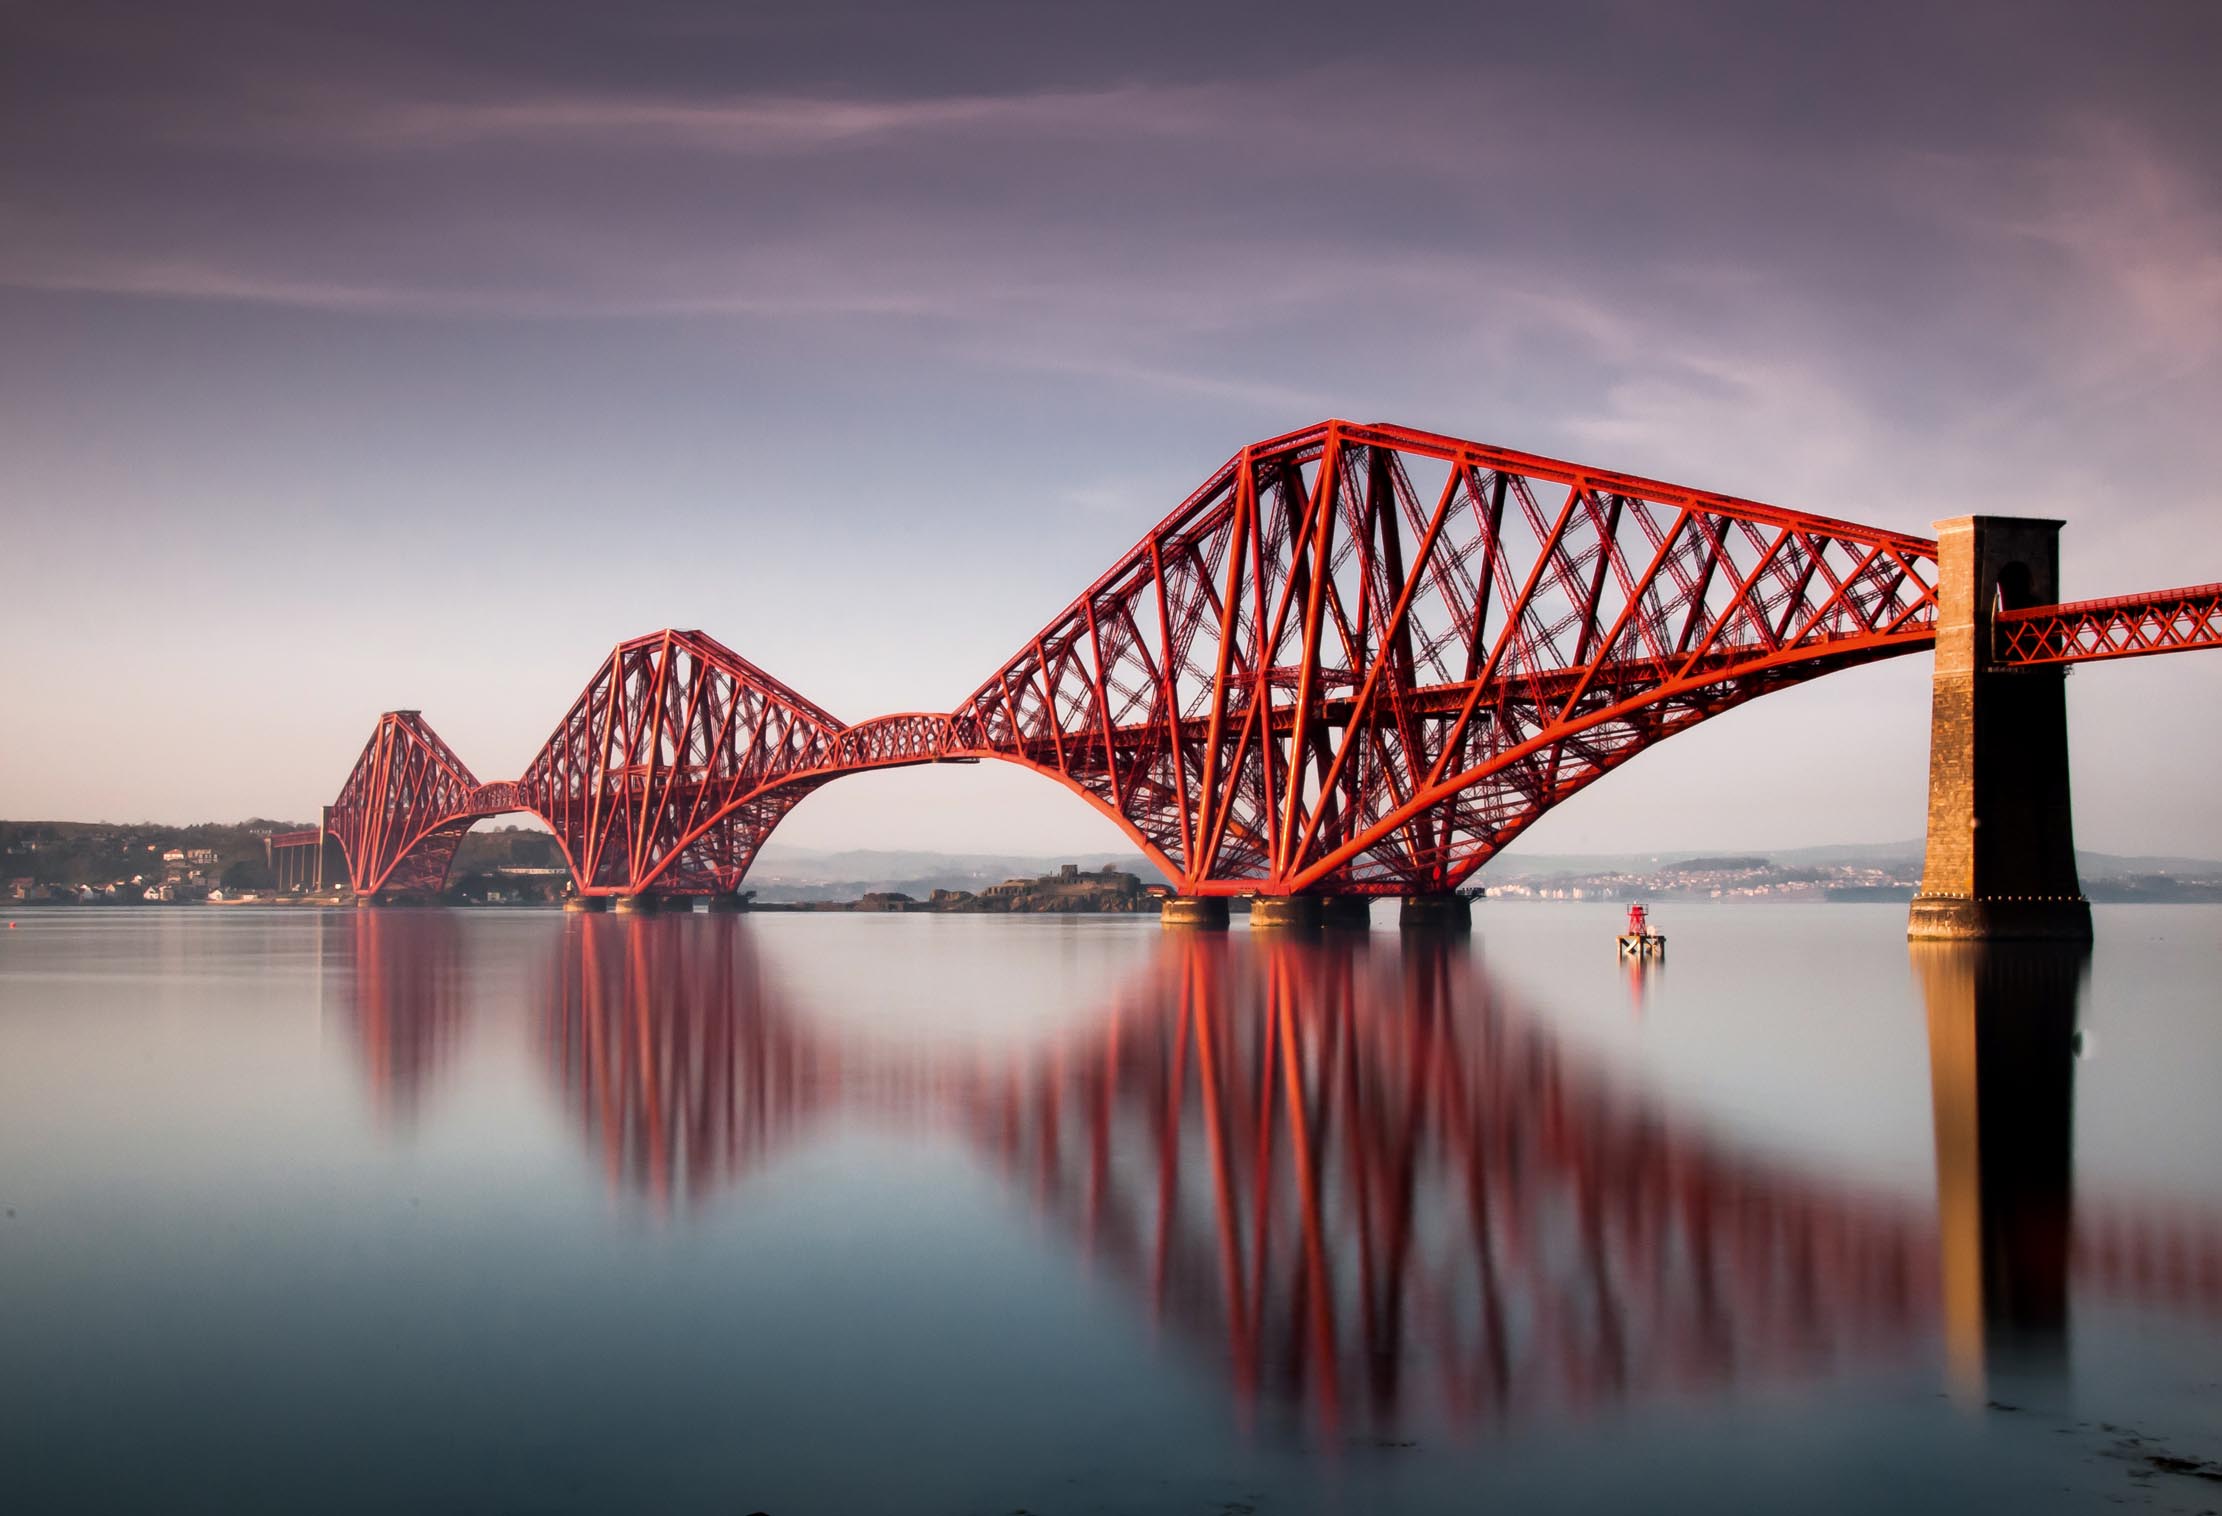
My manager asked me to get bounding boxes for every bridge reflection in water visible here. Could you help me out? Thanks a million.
[951,934,1932,1433]
[332,907,467,1124]
[1917,942,2081,1392]
[331,912,2220,1435]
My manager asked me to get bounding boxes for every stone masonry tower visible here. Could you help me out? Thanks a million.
[1908,517,2092,940]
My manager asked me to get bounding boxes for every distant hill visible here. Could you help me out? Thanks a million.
[1479,841,2222,882]
[0,818,313,891]
[7,819,2217,900]
[748,844,1171,902]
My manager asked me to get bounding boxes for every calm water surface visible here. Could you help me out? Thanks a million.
[2,904,2220,1514]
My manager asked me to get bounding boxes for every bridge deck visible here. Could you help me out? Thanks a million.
[1995,581,2222,666]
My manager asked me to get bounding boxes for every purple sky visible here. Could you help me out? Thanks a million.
[4,0,2219,858]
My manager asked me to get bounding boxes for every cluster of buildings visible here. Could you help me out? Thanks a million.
[8,844,249,904]
[1481,856,1917,903]
[2,821,288,905]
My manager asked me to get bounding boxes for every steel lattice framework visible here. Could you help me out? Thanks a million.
[511,629,853,895]
[327,711,487,897]
[952,421,1941,895]
[1993,581,2222,666]
[314,418,2218,901]
[326,631,949,896]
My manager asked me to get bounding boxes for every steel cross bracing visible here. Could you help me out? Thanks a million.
[510,629,854,896]
[1993,581,2222,667]
[326,711,487,897]
[325,631,947,897]
[953,421,1943,896]
[313,418,2218,901]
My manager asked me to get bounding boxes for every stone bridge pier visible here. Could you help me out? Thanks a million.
[1909,516,2092,941]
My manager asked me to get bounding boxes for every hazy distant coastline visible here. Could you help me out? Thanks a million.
[6,821,2219,906]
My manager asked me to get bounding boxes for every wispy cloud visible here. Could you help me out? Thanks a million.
[327,85,1202,154]
[1899,117,2222,389]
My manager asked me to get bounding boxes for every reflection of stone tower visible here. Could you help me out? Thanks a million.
[1915,941,2086,1390]
[1909,517,2091,940]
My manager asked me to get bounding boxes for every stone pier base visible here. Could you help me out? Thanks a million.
[1247,896,1319,931]
[612,894,663,914]
[704,895,750,913]
[1159,895,1231,929]
[562,895,608,913]
[1907,895,2092,942]
[1399,894,1473,933]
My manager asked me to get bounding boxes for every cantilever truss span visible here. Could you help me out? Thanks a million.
[951,420,1942,895]
[312,417,2207,901]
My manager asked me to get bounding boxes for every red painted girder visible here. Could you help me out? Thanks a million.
[323,420,1980,901]
[1005,418,1937,636]
[1995,582,2222,666]
[972,634,1934,759]
[937,419,1946,895]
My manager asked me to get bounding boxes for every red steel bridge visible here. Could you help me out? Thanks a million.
[279,420,2222,907]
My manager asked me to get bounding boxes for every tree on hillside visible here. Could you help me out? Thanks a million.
[223,859,272,891]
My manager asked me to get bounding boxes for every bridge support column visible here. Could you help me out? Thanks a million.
[1317,895,1375,931]
[1159,895,1230,929]
[613,894,664,913]
[1399,893,1473,933]
[1909,516,2092,942]
[705,895,750,913]
[1247,896,1320,931]
[562,895,608,913]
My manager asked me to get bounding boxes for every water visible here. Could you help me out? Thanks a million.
[2,904,2219,1514]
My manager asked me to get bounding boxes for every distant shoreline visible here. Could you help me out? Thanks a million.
[8,893,2219,914]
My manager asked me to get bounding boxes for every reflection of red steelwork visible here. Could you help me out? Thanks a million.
[2073,1204,2222,1311]
[524,925,2222,1426]
[1993,582,2222,666]
[532,926,1940,1431]
[543,914,842,1211]
[334,909,464,1123]
[316,421,2220,903]
[957,937,1931,1432]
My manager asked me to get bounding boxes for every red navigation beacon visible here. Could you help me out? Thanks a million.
[1618,902,1665,958]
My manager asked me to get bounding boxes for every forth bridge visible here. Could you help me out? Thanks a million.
[273,419,2222,940]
